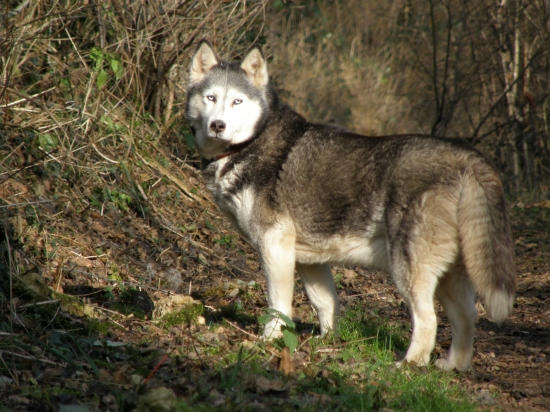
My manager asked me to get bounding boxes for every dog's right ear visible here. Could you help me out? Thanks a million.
[189,40,219,85]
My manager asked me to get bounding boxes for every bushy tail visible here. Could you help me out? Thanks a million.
[458,161,516,322]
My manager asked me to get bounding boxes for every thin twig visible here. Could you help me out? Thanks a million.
[297,336,313,352]
[93,308,129,331]
[19,299,59,309]
[62,268,175,295]
[135,150,200,202]
[0,200,54,209]
[144,354,169,384]
[160,1,223,91]
[334,336,377,347]
[92,143,119,164]
[0,148,58,186]
[0,350,59,366]
[0,354,18,384]
[0,142,24,169]
[225,319,259,340]
[0,87,56,108]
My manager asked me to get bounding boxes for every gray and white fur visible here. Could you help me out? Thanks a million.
[185,40,516,372]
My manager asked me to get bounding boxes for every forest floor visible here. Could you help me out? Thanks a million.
[1,153,549,411]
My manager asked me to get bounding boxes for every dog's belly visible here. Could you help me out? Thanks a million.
[295,233,389,272]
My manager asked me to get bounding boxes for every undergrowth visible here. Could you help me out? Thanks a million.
[180,305,478,412]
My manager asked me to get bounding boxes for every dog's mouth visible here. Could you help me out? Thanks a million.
[207,132,227,141]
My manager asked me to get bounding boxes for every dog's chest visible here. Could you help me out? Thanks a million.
[204,160,257,240]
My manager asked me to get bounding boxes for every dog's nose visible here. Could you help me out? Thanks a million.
[210,120,226,134]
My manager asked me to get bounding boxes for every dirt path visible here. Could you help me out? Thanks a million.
[466,205,550,410]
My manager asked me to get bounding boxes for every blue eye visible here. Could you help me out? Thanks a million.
[234,99,243,105]
[206,95,216,102]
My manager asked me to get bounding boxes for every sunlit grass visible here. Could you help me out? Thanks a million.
[202,305,478,412]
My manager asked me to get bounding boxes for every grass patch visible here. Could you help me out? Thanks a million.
[179,305,478,411]
[160,303,204,330]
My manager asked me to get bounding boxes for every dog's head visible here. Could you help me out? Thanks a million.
[185,40,270,159]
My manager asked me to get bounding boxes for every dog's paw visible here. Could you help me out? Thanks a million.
[434,358,454,371]
[434,357,468,372]
[395,360,420,369]
[396,356,434,369]
[435,357,470,372]
[261,319,284,340]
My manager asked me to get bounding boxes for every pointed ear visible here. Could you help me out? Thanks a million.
[240,45,269,89]
[189,40,219,85]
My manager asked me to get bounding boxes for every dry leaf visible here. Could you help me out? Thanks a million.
[279,347,295,375]
[255,376,285,394]
[308,391,332,404]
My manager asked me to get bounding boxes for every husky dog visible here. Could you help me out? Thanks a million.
[185,40,516,371]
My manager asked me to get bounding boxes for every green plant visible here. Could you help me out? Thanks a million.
[161,303,204,329]
[221,345,245,390]
[107,188,133,212]
[333,271,344,289]
[258,308,299,354]
[36,133,58,152]
[214,235,232,246]
[89,47,124,89]
[103,286,115,300]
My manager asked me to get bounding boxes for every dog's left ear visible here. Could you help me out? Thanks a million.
[241,45,268,89]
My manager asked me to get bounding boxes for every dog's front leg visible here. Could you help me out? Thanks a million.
[259,226,296,339]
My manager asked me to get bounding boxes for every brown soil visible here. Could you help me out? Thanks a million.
[1,156,549,411]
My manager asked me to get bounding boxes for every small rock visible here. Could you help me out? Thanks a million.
[6,395,30,405]
[476,391,496,406]
[242,340,256,349]
[152,294,198,319]
[0,375,14,386]
[255,376,285,394]
[102,393,118,411]
[131,374,143,385]
[135,387,177,412]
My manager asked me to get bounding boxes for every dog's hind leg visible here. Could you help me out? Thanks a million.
[435,264,477,371]
[296,263,340,335]
[394,262,440,367]
[388,190,460,367]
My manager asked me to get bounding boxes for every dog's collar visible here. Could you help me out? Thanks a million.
[213,140,253,160]
[214,148,240,160]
